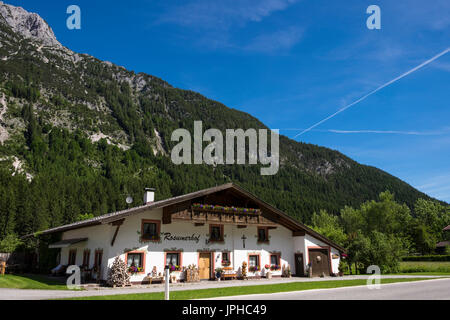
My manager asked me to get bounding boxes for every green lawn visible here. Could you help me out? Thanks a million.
[66,278,436,300]
[398,261,450,274]
[344,261,450,276]
[0,274,72,290]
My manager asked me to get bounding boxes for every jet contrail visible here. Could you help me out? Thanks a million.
[293,48,450,138]
[327,129,446,136]
[280,128,449,136]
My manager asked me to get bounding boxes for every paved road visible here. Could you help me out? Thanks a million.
[0,275,447,300]
[208,278,450,300]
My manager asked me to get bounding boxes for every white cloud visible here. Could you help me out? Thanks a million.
[416,173,450,203]
[244,27,303,53]
[158,0,299,29]
[391,0,450,31]
[432,61,450,72]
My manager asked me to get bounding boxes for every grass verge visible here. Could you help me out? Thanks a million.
[398,261,450,274]
[65,277,438,300]
[0,274,72,290]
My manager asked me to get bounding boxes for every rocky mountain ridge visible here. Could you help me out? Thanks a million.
[0,2,442,237]
[0,1,60,47]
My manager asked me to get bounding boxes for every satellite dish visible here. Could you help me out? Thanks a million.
[126,196,133,204]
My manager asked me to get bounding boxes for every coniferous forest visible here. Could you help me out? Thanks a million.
[0,8,448,267]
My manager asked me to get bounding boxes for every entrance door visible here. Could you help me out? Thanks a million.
[294,253,304,276]
[308,249,330,277]
[199,253,211,280]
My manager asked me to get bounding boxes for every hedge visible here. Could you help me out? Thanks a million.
[402,255,450,262]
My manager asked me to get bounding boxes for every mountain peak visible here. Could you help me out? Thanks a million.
[0,1,60,47]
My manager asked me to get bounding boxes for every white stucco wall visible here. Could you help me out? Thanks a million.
[60,208,339,281]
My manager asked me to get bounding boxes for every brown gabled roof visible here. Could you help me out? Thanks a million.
[436,240,450,248]
[28,183,345,252]
[444,225,450,232]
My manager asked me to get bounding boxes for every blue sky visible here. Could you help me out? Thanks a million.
[7,0,450,202]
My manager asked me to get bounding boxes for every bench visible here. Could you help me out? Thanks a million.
[222,267,237,280]
[145,266,165,284]
[222,273,237,280]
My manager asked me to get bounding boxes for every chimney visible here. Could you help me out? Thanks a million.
[144,188,155,205]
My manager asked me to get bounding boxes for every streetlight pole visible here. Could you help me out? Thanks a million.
[164,265,170,300]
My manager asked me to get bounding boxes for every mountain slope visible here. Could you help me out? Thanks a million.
[0,2,439,238]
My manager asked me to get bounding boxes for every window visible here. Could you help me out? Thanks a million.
[257,227,269,242]
[127,253,142,268]
[94,249,103,268]
[165,252,181,268]
[270,254,280,266]
[82,249,90,267]
[141,220,161,241]
[222,252,230,265]
[126,251,145,273]
[68,249,77,265]
[209,225,224,242]
[248,254,260,271]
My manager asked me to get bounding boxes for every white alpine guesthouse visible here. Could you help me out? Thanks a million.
[37,183,345,284]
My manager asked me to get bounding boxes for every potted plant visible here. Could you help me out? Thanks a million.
[282,264,292,278]
[215,268,224,281]
[338,260,347,277]
[264,264,271,279]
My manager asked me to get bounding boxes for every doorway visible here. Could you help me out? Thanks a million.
[198,252,211,280]
[308,248,330,277]
[294,253,305,276]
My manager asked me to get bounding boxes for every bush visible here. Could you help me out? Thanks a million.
[338,260,348,273]
[445,246,450,255]
[402,255,450,262]
[0,234,23,253]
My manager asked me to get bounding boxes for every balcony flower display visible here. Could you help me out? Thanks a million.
[264,264,270,270]
[169,265,182,272]
[248,265,260,272]
[128,265,142,274]
[222,260,231,267]
[192,203,260,214]
[270,265,281,271]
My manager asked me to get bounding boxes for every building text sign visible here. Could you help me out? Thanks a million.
[161,232,200,244]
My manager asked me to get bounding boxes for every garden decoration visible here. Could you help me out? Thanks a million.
[241,261,247,279]
[107,256,130,287]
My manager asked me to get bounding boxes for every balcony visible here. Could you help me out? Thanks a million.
[168,204,277,227]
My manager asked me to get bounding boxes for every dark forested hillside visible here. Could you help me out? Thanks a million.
[0,2,441,242]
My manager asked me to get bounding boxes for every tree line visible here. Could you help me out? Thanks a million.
[309,192,450,273]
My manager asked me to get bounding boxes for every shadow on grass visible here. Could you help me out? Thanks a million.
[0,273,72,290]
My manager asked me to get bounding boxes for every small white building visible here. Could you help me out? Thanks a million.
[39,183,344,283]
